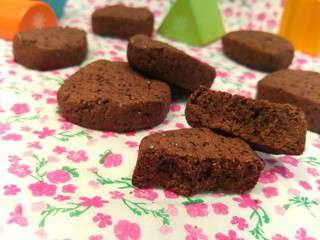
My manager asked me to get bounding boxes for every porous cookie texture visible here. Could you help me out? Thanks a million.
[57,60,171,132]
[92,5,154,39]
[185,87,307,155]
[13,27,87,70]
[258,69,320,132]
[132,128,264,196]
[127,35,216,91]
[222,30,294,72]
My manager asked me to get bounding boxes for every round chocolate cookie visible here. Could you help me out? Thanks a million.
[92,5,154,39]
[13,27,87,70]
[57,60,171,132]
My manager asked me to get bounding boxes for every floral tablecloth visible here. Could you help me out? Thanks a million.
[1,0,320,239]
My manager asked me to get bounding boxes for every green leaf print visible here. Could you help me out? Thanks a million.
[299,157,320,167]
[54,130,93,142]
[62,166,80,178]
[181,196,204,205]
[249,207,270,240]
[6,112,41,124]
[98,150,111,165]
[94,172,134,189]
[121,197,170,225]
[30,154,48,182]
[283,196,318,218]
[42,76,65,86]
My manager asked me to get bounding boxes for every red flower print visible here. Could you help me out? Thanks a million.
[54,195,71,201]
[272,166,294,179]
[0,122,10,134]
[164,190,179,199]
[101,131,117,138]
[295,228,316,240]
[28,182,57,196]
[62,184,77,193]
[33,127,55,139]
[212,202,228,215]
[114,220,141,240]
[185,203,208,217]
[233,194,261,210]
[215,230,244,240]
[3,184,21,195]
[133,188,158,201]
[185,224,208,240]
[170,104,181,112]
[231,216,248,230]
[125,141,138,148]
[67,150,88,163]
[279,156,299,167]
[299,181,312,190]
[93,213,112,228]
[8,164,31,178]
[272,234,289,240]
[262,187,278,198]
[89,235,103,240]
[79,196,108,208]
[2,133,22,141]
[53,146,67,154]
[10,103,30,115]
[103,153,122,168]
[109,191,125,199]
[47,169,71,184]
[258,170,278,184]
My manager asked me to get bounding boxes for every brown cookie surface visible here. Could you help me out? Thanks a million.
[132,128,264,196]
[57,60,171,132]
[257,69,320,132]
[127,35,215,91]
[13,27,87,70]
[222,30,294,72]
[185,87,307,155]
[92,5,154,39]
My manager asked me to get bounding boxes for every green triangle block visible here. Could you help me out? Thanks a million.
[158,0,225,46]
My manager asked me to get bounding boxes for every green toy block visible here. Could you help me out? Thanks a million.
[158,0,225,46]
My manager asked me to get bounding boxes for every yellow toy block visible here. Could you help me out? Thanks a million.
[279,0,320,56]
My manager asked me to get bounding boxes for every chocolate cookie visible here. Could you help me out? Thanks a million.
[185,87,307,155]
[13,27,87,70]
[57,60,171,132]
[92,5,154,39]
[127,35,216,91]
[222,30,294,72]
[132,128,264,196]
[257,69,320,132]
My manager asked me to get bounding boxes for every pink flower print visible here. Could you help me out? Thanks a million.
[79,196,108,208]
[114,220,141,240]
[93,213,112,228]
[216,70,229,78]
[262,187,278,198]
[215,230,244,240]
[54,195,71,201]
[35,228,48,239]
[267,19,277,29]
[101,131,117,138]
[8,164,31,178]
[32,93,43,100]
[0,122,10,134]
[272,166,294,178]
[185,203,208,217]
[103,153,122,168]
[307,167,319,177]
[62,184,77,193]
[164,190,179,199]
[33,127,55,139]
[60,121,73,130]
[47,169,71,184]
[2,133,22,141]
[299,181,312,190]
[224,7,233,17]
[110,191,125,199]
[259,170,278,184]
[8,155,21,163]
[257,12,266,21]
[279,156,299,166]
[170,104,181,112]
[166,204,178,216]
[133,188,158,201]
[295,228,316,240]
[233,194,261,210]
[3,184,21,195]
[125,141,138,148]
[184,224,208,240]
[288,188,301,196]
[53,146,67,154]
[28,182,57,197]
[7,204,28,227]
[10,103,30,115]
[158,225,173,235]
[212,202,228,215]
[231,216,248,230]
[272,234,289,240]
[27,141,42,149]
[89,235,103,240]
[67,150,88,163]
[176,123,186,128]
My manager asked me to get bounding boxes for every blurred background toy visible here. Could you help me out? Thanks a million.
[42,0,67,19]
[158,0,224,46]
[279,0,320,56]
[0,0,57,40]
